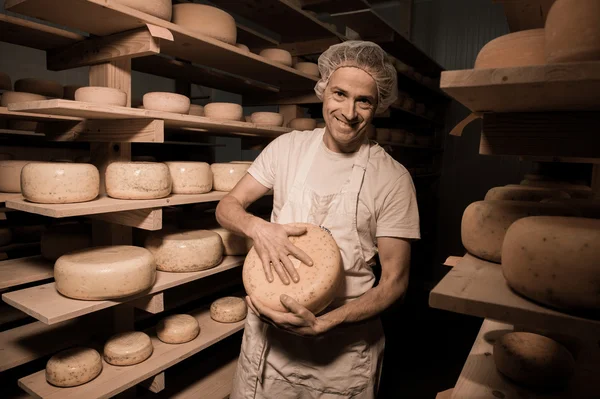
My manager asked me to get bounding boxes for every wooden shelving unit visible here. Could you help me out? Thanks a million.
[0,256,53,290]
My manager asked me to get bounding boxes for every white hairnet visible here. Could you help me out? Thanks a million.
[315,41,398,114]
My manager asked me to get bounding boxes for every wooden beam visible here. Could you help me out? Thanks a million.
[139,373,165,393]
[42,119,164,143]
[131,292,164,314]
[88,208,162,231]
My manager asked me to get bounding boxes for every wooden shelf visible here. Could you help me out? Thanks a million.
[440,61,600,113]
[18,306,245,399]
[0,13,83,50]
[429,254,600,337]
[0,193,23,207]
[0,256,53,290]
[2,256,244,325]
[0,106,81,123]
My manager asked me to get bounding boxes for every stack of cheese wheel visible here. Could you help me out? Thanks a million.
[243,223,343,313]
[144,229,223,272]
[519,180,593,199]
[502,216,600,313]
[211,226,253,255]
[165,162,212,194]
[0,160,31,192]
[41,223,92,261]
[210,296,247,323]
[103,331,153,366]
[46,347,102,387]
[211,162,250,192]
[106,162,172,199]
[461,200,579,263]
[21,162,100,204]
[172,4,236,44]
[54,246,156,300]
[156,314,200,344]
[485,185,570,202]
[475,29,545,69]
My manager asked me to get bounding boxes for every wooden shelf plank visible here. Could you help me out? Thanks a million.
[0,106,81,122]
[441,61,600,113]
[2,256,244,325]
[429,254,600,337]
[0,13,83,50]
[0,256,53,290]
[18,306,245,399]
[0,193,23,206]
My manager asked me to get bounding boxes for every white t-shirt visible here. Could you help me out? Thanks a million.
[248,129,420,265]
[306,140,356,196]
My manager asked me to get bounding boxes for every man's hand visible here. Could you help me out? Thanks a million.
[249,220,313,285]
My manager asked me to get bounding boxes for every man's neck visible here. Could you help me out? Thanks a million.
[323,130,364,154]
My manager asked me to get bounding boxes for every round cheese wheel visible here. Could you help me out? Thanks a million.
[259,48,293,67]
[211,227,253,255]
[288,118,317,131]
[0,160,31,192]
[103,331,153,366]
[250,112,284,127]
[114,0,172,21]
[172,4,236,44]
[485,185,570,202]
[294,62,319,77]
[519,180,592,199]
[243,223,343,313]
[541,198,600,219]
[210,163,249,192]
[236,43,250,53]
[144,229,223,272]
[475,29,545,69]
[105,162,172,200]
[14,78,63,98]
[63,85,82,100]
[165,162,212,194]
[0,91,46,107]
[461,200,579,263]
[41,223,92,261]
[494,332,575,390]
[0,72,11,91]
[502,216,600,311]
[156,314,200,344]
[210,296,247,323]
[143,92,190,114]
[0,227,12,246]
[21,162,100,204]
[55,245,157,300]
[188,104,204,116]
[46,347,102,387]
[75,86,127,107]
[204,102,243,121]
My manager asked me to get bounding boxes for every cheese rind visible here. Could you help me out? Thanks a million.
[103,331,153,366]
[211,163,249,192]
[55,245,157,300]
[105,162,172,200]
[165,162,212,194]
[41,224,92,261]
[210,296,247,323]
[156,314,200,344]
[46,347,102,387]
[485,185,570,202]
[0,160,32,192]
[211,227,253,255]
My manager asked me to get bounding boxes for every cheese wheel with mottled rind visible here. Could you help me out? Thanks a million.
[165,162,212,194]
[46,347,102,387]
[485,185,570,202]
[243,223,343,313]
[210,296,247,323]
[211,227,253,255]
[0,160,31,192]
[144,229,223,272]
[461,200,579,263]
[41,224,92,261]
[55,245,156,300]
[494,332,575,390]
[502,216,600,311]
[21,162,100,204]
[105,162,172,200]
[103,331,153,366]
[211,163,249,192]
[156,314,200,344]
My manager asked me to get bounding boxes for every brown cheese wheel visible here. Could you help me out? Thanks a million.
[46,347,102,387]
[103,331,153,366]
[210,296,247,323]
[156,314,200,344]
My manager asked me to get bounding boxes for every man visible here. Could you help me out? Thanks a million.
[216,40,420,398]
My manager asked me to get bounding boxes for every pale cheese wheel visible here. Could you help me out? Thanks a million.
[156,314,200,344]
[46,347,102,387]
[0,72,11,91]
[288,118,317,131]
[211,163,249,192]
[250,112,284,127]
[204,102,243,121]
[541,198,600,219]
[21,162,100,204]
[75,86,127,107]
[461,200,579,263]
[259,48,293,67]
[188,104,204,116]
[485,185,570,202]
[14,78,63,98]
[236,43,250,53]
[105,162,172,200]
[475,29,545,69]
[103,331,153,366]
[0,160,31,192]
[143,92,190,114]
[172,4,236,44]
[519,180,593,199]
[502,216,600,311]
[210,296,247,323]
[493,332,575,390]
[114,0,172,21]
[294,62,319,77]
[0,227,12,246]
[54,245,156,300]
[165,161,212,194]
[144,229,223,272]
[243,223,343,313]
[41,223,92,261]
[211,226,253,255]
[0,91,46,106]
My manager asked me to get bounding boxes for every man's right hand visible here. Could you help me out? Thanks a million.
[249,219,314,285]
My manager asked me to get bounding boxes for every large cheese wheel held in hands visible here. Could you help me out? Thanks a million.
[502,216,600,311]
[243,223,343,313]
[156,314,200,344]
[211,162,250,192]
[165,162,212,194]
[54,245,156,300]
[41,223,92,261]
[103,331,153,366]
[475,29,545,69]
[172,4,236,44]
[485,185,570,202]
[106,162,172,200]
[144,229,223,272]
[21,162,100,204]
[461,200,579,263]
[46,347,102,387]
[0,160,31,192]
[114,0,172,21]
[211,226,253,255]
[210,296,247,323]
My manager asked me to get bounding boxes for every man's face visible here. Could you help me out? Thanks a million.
[322,67,378,151]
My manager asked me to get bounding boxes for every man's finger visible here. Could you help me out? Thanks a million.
[283,224,307,237]
[270,258,290,285]
[252,295,288,325]
[259,253,274,283]
[280,294,312,318]
[286,243,313,267]
[279,252,300,283]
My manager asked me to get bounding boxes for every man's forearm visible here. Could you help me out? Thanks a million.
[215,195,261,238]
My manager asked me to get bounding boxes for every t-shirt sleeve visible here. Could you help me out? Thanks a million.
[376,172,421,240]
[247,134,281,189]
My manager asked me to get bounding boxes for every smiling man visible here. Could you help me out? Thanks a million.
[216,41,420,398]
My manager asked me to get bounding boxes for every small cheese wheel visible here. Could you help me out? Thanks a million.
[165,162,212,194]
[210,296,247,323]
[541,198,600,219]
[502,216,600,311]
[105,162,172,200]
[103,331,153,366]
[46,347,102,387]
[172,4,236,44]
[41,223,92,261]
[0,91,46,107]
[144,229,223,272]
[236,43,250,53]
[294,62,319,77]
[520,180,593,199]
[461,200,579,263]
[211,227,253,255]
[243,223,343,313]
[485,185,570,202]
[55,245,156,300]
[21,162,100,204]
[204,102,243,121]
[390,129,406,143]
[494,332,575,390]
[211,163,249,192]
[156,314,200,344]
[75,86,127,107]
[143,92,190,114]
[250,112,284,127]
[0,227,12,246]
[14,78,63,98]
[259,48,293,67]
[288,118,317,131]
[0,160,31,192]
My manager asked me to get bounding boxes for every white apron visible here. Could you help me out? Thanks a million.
[231,131,385,399]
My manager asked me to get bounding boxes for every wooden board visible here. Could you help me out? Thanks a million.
[441,61,600,112]
[0,256,53,290]
[2,256,244,325]
[0,106,81,122]
[0,193,23,206]
[18,306,245,399]
[429,254,600,337]
[0,13,83,50]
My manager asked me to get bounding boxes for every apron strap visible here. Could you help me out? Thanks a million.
[286,129,325,198]
[342,137,370,195]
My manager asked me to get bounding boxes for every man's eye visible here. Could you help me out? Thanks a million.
[334,91,344,97]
